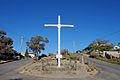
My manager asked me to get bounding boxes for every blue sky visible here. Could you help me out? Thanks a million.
[0,0,120,55]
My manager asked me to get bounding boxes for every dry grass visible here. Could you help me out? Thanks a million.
[18,59,98,79]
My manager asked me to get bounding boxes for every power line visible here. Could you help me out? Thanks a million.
[78,29,120,50]
[0,26,29,40]
[100,30,120,39]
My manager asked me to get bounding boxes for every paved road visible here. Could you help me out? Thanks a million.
[85,57,120,80]
[0,58,35,80]
[0,58,32,76]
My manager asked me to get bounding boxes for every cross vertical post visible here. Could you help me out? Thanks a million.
[44,15,74,67]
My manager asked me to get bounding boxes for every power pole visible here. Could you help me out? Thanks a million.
[20,36,24,54]
[81,53,84,64]
[72,41,75,53]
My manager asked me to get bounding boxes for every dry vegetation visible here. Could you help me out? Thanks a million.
[18,56,98,79]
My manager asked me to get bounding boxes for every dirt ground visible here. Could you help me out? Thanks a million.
[17,59,101,80]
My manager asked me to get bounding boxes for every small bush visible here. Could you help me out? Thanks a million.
[62,55,70,60]
[70,55,79,60]
[97,56,120,65]
[89,52,99,58]
[84,62,89,65]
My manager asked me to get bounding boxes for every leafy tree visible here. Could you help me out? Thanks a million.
[61,49,70,59]
[0,30,13,54]
[83,39,113,55]
[0,30,6,38]
[90,39,109,51]
[76,50,82,53]
[117,42,120,46]
[99,44,113,51]
[61,49,69,56]
[83,39,113,59]
[26,36,48,59]
[25,48,29,57]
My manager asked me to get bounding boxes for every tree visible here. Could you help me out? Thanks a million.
[83,39,113,55]
[0,30,13,54]
[0,30,18,60]
[98,44,113,51]
[26,36,48,59]
[0,30,6,38]
[61,49,70,59]
[76,50,82,53]
[87,39,110,51]
[90,39,109,51]
[117,42,120,46]
[25,48,29,57]
[61,49,69,56]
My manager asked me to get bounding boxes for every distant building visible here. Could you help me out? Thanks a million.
[113,46,120,50]
[103,51,120,58]
[29,53,35,58]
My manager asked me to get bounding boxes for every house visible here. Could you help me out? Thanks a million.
[29,53,35,58]
[103,51,120,58]
[113,46,120,50]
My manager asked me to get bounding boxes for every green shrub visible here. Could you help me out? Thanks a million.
[97,56,120,65]
[84,62,89,65]
[89,52,99,58]
[25,48,29,57]
[69,54,79,60]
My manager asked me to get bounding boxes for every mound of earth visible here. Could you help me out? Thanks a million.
[17,59,98,79]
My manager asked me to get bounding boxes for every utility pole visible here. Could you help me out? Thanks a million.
[72,41,75,53]
[20,36,24,54]
[81,53,84,64]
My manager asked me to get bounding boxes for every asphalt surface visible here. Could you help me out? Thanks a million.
[0,58,31,76]
[0,58,35,80]
[84,57,120,80]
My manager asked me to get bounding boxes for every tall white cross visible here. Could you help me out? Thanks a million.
[44,15,74,67]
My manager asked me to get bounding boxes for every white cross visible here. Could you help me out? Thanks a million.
[44,15,74,67]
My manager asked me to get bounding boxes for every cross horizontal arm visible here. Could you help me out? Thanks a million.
[61,24,74,27]
[44,24,58,27]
